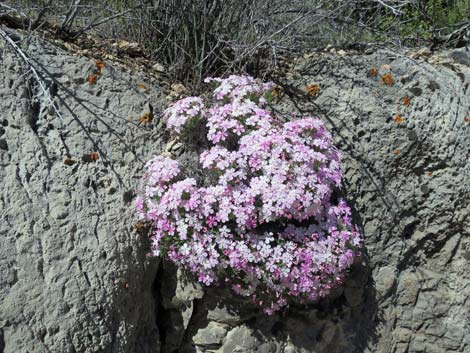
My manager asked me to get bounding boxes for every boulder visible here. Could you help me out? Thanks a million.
[0,31,165,353]
[1,29,469,353]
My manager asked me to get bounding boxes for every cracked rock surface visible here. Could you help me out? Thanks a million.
[0,31,164,353]
[156,47,470,353]
[1,29,469,353]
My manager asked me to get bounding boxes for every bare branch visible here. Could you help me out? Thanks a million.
[72,4,144,37]
[374,0,404,16]
[60,0,81,32]
[0,28,64,121]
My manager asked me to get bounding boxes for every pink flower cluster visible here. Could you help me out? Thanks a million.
[137,75,362,314]
[163,96,205,133]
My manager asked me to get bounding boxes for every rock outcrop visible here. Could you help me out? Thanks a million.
[0,28,469,353]
[0,29,164,353]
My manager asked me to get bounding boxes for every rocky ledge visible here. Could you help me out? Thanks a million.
[0,28,469,353]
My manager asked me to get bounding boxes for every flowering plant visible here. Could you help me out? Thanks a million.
[136,75,362,314]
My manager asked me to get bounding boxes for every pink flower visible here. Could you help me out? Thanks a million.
[136,75,362,314]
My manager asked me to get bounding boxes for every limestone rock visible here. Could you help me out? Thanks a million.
[0,31,164,353]
[1,27,469,353]
[193,322,229,348]
[179,47,470,353]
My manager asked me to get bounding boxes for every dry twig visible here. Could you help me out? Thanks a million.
[0,28,64,121]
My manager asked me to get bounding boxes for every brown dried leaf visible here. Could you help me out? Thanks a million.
[95,60,106,71]
[306,84,319,97]
[137,82,147,90]
[87,73,99,85]
[402,96,411,106]
[134,222,145,231]
[64,158,75,166]
[90,152,99,161]
[139,112,153,124]
[272,86,282,97]
[369,67,378,77]
[82,152,100,162]
[394,114,404,124]
[381,73,394,86]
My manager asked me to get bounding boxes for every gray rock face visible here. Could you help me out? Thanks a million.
[0,32,165,353]
[300,48,470,353]
[1,29,469,353]
[157,48,470,353]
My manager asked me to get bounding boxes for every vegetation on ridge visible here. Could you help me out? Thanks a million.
[2,0,468,85]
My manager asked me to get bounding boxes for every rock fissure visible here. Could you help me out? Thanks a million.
[154,263,170,353]
[0,329,4,353]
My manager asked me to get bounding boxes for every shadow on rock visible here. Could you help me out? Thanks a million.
[166,251,378,353]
